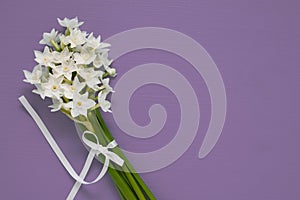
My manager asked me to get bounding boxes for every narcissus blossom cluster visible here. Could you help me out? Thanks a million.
[24,17,115,118]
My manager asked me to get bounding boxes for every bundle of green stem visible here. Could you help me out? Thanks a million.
[76,109,156,200]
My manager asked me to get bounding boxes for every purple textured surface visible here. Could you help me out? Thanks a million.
[1,0,300,199]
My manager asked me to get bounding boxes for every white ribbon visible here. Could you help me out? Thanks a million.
[18,96,124,199]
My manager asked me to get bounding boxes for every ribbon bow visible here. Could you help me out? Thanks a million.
[82,131,124,167]
[67,131,124,199]
[18,96,124,200]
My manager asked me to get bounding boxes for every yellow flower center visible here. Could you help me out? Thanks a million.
[83,53,89,60]
[52,85,57,91]
[77,101,82,107]
[63,66,69,72]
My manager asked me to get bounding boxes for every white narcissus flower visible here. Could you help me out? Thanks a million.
[95,53,116,76]
[43,75,64,99]
[39,29,59,46]
[85,33,101,50]
[95,42,111,53]
[98,42,111,50]
[73,48,96,65]
[78,68,101,90]
[60,29,87,48]
[57,17,84,29]
[34,46,55,68]
[101,51,113,67]
[105,66,116,77]
[101,78,114,95]
[65,92,96,117]
[33,84,46,99]
[61,77,85,99]
[53,61,78,80]
[93,51,113,71]
[53,47,73,63]
[23,65,43,84]
[98,91,111,113]
[93,54,105,68]
[49,98,64,112]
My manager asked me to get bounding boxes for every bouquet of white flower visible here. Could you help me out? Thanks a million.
[22,17,155,200]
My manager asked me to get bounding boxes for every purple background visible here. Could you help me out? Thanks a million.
[1,0,300,199]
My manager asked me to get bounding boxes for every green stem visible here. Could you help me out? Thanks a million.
[90,103,101,111]
[50,39,61,51]
[123,170,146,200]
[84,112,139,200]
[94,109,156,199]
[115,187,126,200]
[60,41,66,50]
[63,78,72,85]
[108,168,138,200]
[65,28,70,36]
[76,110,156,199]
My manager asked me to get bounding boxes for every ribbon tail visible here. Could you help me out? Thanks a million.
[19,96,90,184]
[107,152,124,167]
[19,95,125,199]
[67,150,96,200]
